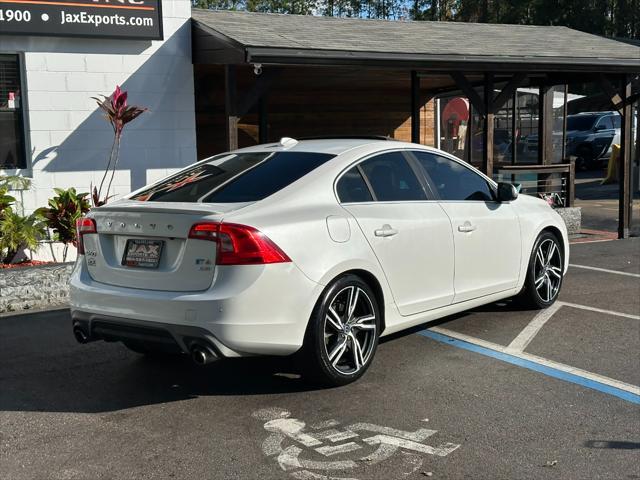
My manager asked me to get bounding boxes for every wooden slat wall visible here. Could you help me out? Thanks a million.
[194,65,436,158]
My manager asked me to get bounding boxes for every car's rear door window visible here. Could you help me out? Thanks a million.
[132,152,335,203]
[336,167,373,203]
[358,152,427,201]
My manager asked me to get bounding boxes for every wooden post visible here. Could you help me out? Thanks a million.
[224,65,239,151]
[482,73,494,176]
[561,84,568,161]
[258,95,268,144]
[618,76,633,239]
[467,104,474,165]
[567,160,575,207]
[411,71,420,144]
[538,85,554,165]
[512,90,518,164]
[636,83,640,196]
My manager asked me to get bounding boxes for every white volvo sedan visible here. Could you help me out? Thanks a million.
[70,138,569,386]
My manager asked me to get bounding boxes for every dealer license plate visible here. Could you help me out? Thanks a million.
[122,239,164,269]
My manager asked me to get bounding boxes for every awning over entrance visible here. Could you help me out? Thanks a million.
[192,9,640,72]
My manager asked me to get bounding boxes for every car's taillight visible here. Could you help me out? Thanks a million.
[75,217,97,255]
[188,222,291,265]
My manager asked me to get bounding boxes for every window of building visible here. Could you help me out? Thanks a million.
[359,151,427,202]
[411,151,495,202]
[0,54,26,170]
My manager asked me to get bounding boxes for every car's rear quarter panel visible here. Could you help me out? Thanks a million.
[223,158,397,331]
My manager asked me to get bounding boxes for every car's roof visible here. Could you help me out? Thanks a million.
[233,137,401,156]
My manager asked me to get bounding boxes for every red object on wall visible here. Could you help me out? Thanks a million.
[442,97,470,137]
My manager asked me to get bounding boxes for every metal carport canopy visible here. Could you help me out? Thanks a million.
[191,9,640,73]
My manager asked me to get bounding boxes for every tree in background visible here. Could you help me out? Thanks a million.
[192,0,639,38]
[245,0,314,14]
[193,0,246,9]
[428,0,639,38]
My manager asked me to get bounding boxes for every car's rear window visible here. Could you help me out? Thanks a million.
[131,151,335,203]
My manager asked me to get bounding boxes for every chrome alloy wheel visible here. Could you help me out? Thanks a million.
[534,238,563,303]
[323,286,377,375]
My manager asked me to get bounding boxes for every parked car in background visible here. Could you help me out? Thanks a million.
[521,111,620,169]
[70,138,569,386]
[566,111,621,170]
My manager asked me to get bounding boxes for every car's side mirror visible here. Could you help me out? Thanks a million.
[497,182,518,202]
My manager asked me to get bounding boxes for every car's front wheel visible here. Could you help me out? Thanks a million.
[302,275,380,387]
[518,231,564,309]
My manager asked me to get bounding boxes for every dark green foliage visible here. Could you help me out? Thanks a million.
[0,210,46,264]
[409,0,639,38]
[36,188,91,246]
[0,175,29,219]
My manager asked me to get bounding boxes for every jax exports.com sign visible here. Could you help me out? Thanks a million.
[0,0,162,39]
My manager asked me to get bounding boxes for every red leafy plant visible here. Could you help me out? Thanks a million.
[91,86,147,207]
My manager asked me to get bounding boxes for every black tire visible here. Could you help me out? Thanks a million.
[575,146,592,171]
[301,274,380,387]
[575,157,587,171]
[518,231,564,309]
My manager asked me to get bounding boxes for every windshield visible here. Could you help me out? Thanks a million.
[130,151,335,203]
[567,116,596,131]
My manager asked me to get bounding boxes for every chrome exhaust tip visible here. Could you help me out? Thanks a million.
[190,344,217,365]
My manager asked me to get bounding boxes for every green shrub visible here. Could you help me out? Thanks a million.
[37,188,91,244]
[0,209,46,264]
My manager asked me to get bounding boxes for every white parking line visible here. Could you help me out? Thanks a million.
[507,301,640,355]
[569,264,640,278]
[429,326,640,396]
[560,301,640,320]
[506,302,563,353]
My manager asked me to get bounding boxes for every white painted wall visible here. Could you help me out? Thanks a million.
[0,0,196,217]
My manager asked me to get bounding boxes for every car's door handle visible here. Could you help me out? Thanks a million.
[458,222,477,233]
[374,224,398,237]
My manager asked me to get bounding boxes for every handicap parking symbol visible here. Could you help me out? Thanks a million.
[253,407,461,480]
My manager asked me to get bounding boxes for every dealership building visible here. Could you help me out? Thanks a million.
[1,0,639,237]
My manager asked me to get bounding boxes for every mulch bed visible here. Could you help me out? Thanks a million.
[0,260,56,269]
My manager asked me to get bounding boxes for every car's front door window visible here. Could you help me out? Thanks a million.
[410,151,494,202]
[596,116,614,130]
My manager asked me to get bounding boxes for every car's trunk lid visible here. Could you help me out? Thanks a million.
[82,201,250,292]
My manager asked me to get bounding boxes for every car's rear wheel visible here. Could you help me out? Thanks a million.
[518,231,564,309]
[302,275,380,387]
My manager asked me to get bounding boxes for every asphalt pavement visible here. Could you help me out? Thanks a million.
[574,169,640,235]
[1,239,638,480]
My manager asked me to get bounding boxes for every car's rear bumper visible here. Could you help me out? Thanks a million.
[69,259,323,357]
[71,312,224,357]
